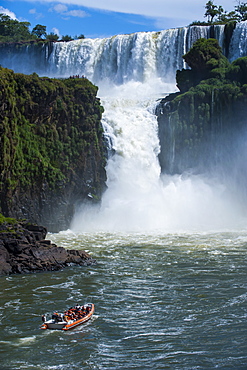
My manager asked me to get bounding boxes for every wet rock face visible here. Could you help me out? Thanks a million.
[0,222,96,275]
[0,68,107,232]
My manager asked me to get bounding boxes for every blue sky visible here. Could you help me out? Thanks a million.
[0,0,236,39]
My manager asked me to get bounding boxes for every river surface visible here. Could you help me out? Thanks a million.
[0,230,246,369]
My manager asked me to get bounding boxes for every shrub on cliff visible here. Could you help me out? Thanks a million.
[0,68,106,230]
[176,38,230,92]
[158,37,247,174]
[226,57,247,84]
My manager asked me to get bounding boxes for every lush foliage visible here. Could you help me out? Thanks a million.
[0,13,84,43]
[0,67,105,197]
[177,38,230,91]
[158,38,247,174]
[0,14,35,42]
[45,32,59,42]
[31,24,47,39]
[0,213,17,225]
[190,1,247,25]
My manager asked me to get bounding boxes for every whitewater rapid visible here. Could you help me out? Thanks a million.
[70,80,246,233]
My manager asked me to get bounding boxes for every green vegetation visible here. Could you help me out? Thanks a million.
[176,38,229,92]
[0,14,35,42]
[45,32,59,42]
[31,24,47,39]
[0,13,84,43]
[0,213,17,225]
[61,35,74,42]
[159,38,247,173]
[174,37,247,118]
[0,67,106,216]
[190,1,247,25]
[176,37,247,90]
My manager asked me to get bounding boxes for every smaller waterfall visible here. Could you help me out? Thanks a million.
[229,21,247,61]
[71,82,164,232]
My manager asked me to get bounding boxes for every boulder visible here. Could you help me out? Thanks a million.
[0,221,96,275]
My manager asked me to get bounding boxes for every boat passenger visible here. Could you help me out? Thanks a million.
[57,314,63,322]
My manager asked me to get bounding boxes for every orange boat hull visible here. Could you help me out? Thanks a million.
[63,304,94,331]
[40,303,94,330]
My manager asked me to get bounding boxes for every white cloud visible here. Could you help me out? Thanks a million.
[0,6,17,19]
[52,27,61,37]
[49,3,88,18]
[53,4,68,13]
[39,0,236,24]
[29,8,43,19]
[67,9,87,18]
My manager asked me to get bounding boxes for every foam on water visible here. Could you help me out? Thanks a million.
[71,79,247,234]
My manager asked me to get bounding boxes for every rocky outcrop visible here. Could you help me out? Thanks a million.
[156,38,247,175]
[0,67,107,232]
[0,220,95,275]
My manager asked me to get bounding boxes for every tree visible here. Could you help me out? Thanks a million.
[32,24,47,39]
[183,38,229,80]
[217,5,224,19]
[177,38,230,91]
[204,1,219,23]
[46,32,59,42]
[76,34,85,40]
[235,1,247,21]
[0,13,34,42]
[217,10,238,23]
[61,35,73,42]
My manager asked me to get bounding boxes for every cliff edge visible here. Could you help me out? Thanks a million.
[156,38,247,176]
[0,68,107,231]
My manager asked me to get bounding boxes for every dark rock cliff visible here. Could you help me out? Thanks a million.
[156,38,247,178]
[0,216,95,275]
[0,67,107,231]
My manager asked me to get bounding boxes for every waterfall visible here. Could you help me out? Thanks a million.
[43,24,244,233]
[71,83,245,233]
[1,24,246,232]
[229,21,247,61]
[0,23,245,81]
[47,25,225,84]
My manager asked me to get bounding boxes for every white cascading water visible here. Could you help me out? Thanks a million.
[71,81,245,233]
[46,24,246,233]
[229,20,247,61]
[48,25,225,83]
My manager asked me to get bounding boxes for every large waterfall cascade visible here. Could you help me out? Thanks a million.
[71,82,245,233]
[68,24,247,233]
[2,23,247,232]
[48,25,224,83]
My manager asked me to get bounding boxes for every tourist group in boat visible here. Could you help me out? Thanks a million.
[43,304,91,323]
[41,303,94,330]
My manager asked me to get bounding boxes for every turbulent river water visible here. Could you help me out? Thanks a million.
[0,231,247,369]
